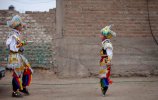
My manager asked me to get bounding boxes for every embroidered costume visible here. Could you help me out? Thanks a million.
[99,25,116,96]
[6,15,33,97]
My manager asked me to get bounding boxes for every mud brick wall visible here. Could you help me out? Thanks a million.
[25,9,56,39]
[55,0,158,77]
[0,0,158,77]
[0,9,56,69]
[62,0,158,37]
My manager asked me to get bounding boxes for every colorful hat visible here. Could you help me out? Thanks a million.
[101,25,116,39]
[7,15,24,28]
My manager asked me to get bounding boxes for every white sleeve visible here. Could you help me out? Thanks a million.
[106,48,113,60]
[103,43,113,50]
[6,35,19,52]
[6,36,12,48]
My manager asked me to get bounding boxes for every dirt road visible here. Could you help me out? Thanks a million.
[0,71,158,100]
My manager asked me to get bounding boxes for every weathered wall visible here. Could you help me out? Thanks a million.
[62,0,158,37]
[55,0,158,77]
[0,0,158,78]
[0,9,56,69]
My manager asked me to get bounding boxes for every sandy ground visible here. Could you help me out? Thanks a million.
[0,70,158,100]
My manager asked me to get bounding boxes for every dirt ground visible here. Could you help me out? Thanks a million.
[0,70,158,100]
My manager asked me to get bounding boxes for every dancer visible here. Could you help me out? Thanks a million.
[6,15,33,97]
[99,25,116,96]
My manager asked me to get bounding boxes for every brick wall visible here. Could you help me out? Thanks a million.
[55,0,158,77]
[0,0,158,77]
[25,9,56,38]
[62,0,158,37]
[0,9,56,69]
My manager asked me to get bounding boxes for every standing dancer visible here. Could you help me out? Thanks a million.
[99,25,116,96]
[6,15,33,97]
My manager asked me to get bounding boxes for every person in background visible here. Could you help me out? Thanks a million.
[99,25,116,96]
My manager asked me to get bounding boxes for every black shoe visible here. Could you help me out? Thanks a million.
[101,88,105,96]
[20,88,30,95]
[101,86,108,96]
[12,91,23,97]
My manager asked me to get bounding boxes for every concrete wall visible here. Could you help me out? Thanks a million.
[55,0,158,77]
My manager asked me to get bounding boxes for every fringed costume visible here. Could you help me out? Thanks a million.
[99,25,116,96]
[6,15,33,97]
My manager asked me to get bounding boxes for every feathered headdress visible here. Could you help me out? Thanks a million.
[7,15,25,28]
[101,25,116,39]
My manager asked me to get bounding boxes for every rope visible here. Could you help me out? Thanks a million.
[146,0,158,45]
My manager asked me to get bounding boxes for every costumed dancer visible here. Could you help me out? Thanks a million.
[6,15,33,97]
[99,25,116,96]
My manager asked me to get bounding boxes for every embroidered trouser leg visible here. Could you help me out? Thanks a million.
[100,78,109,95]
[22,69,32,87]
[12,74,23,91]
